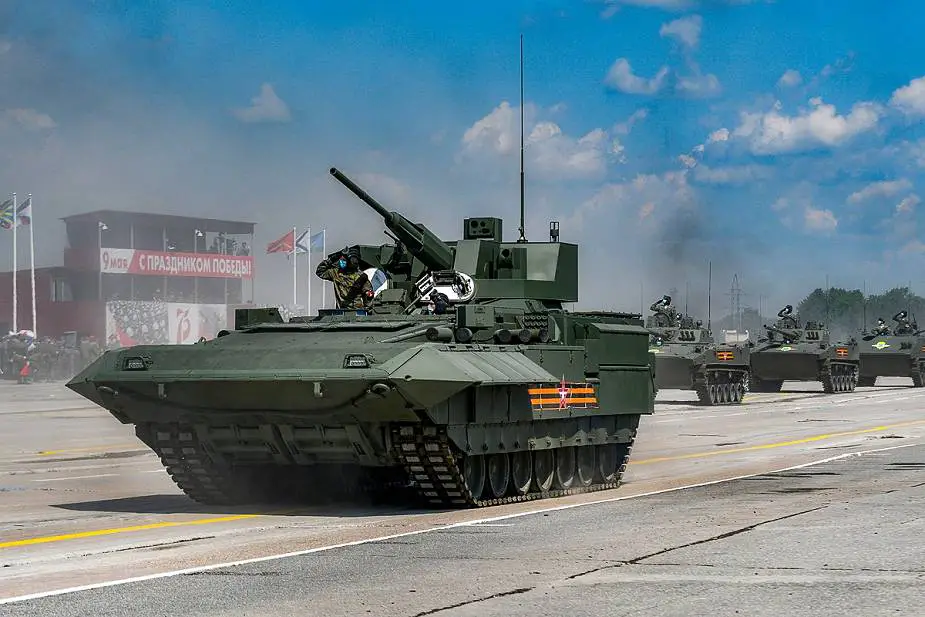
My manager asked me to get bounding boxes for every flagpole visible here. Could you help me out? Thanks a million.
[321,228,326,310]
[292,226,297,309]
[307,226,312,316]
[28,194,36,337]
[12,193,17,332]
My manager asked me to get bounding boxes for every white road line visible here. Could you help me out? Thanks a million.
[31,474,118,483]
[0,459,157,476]
[0,440,919,606]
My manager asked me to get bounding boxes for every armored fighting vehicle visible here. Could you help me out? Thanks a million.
[646,295,750,405]
[749,305,859,393]
[66,168,656,509]
[857,311,925,387]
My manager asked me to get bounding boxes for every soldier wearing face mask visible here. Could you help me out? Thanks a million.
[315,246,374,310]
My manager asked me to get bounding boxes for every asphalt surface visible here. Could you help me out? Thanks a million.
[1,378,924,614]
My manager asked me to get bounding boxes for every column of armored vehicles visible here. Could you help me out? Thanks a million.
[63,168,925,512]
[647,295,925,405]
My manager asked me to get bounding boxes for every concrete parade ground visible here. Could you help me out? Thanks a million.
[0,379,923,616]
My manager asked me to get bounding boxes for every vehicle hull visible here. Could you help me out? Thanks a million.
[650,345,750,405]
[856,335,925,386]
[66,319,656,508]
[748,343,859,393]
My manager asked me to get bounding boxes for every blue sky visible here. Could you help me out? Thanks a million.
[1,0,924,314]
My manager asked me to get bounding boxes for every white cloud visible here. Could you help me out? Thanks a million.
[889,76,925,117]
[895,194,920,214]
[707,127,729,143]
[674,126,729,171]
[678,153,697,168]
[881,193,920,242]
[732,97,881,155]
[0,40,11,54]
[613,108,649,135]
[660,15,703,49]
[353,173,411,205]
[768,193,838,234]
[600,0,760,12]
[777,69,802,88]
[692,163,773,185]
[818,53,855,79]
[604,58,669,95]
[804,206,837,233]
[846,179,913,204]
[462,101,529,155]
[900,240,925,254]
[770,197,789,212]
[232,83,291,123]
[4,108,56,130]
[886,138,925,169]
[676,69,721,97]
[461,101,618,179]
[601,0,694,14]
[574,171,693,230]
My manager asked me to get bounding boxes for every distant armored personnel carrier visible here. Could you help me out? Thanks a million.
[749,305,859,393]
[857,311,925,387]
[647,295,750,405]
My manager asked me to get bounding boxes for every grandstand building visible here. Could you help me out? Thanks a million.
[0,210,255,346]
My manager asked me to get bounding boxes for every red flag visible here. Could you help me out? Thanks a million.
[266,229,295,254]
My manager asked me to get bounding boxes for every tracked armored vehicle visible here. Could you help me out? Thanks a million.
[66,168,656,509]
[646,295,750,405]
[749,305,859,393]
[857,311,925,387]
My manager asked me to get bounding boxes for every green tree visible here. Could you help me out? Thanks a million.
[713,286,925,341]
[796,286,925,335]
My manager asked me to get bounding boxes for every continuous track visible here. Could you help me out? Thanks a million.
[139,421,637,509]
[694,368,750,406]
[390,424,634,507]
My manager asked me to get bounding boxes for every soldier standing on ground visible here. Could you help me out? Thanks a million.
[315,247,374,310]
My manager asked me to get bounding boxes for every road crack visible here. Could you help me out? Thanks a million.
[407,587,533,616]
[566,506,826,580]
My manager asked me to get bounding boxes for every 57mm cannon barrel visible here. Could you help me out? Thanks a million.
[329,167,456,272]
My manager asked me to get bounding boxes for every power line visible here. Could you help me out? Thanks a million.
[726,274,748,333]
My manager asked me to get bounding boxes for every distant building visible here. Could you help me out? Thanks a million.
[0,210,256,346]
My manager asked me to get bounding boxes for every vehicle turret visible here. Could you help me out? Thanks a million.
[325,168,578,313]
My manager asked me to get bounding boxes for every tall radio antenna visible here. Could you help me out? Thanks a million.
[517,34,527,243]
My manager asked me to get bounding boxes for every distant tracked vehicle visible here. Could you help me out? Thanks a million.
[857,311,925,387]
[646,295,750,405]
[749,305,859,393]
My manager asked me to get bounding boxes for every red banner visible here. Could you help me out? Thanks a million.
[100,248,253,279]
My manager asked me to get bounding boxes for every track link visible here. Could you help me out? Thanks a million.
[144,423,263,505]
[695,368,749,406]
[913,362,925,387]
[821,361,859,393]
[390,424,634,508]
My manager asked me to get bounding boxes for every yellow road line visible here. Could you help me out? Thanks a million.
[0,515,260,549]
[5,418,925,550]
[630,418,925,465]
[36,444,140,456]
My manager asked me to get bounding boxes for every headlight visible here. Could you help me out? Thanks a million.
[343,354,370,368]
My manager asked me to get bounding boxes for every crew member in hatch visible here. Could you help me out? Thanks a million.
[315,247,374,310]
